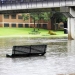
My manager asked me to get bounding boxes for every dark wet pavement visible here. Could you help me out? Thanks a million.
[0,37,75,75]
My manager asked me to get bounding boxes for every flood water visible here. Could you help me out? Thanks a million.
[0,37,75,75]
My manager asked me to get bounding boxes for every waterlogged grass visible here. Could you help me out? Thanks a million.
[0,28,67,38]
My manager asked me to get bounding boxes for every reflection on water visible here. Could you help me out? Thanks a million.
[0,37,75,75]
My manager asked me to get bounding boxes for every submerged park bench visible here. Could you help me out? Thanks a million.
[6,45,47,57]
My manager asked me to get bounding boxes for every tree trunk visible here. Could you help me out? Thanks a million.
[51,17,55,30]
[38,13,40,31]
[54,18,57,31]
[38,20,40,30]
[33,18,35,31]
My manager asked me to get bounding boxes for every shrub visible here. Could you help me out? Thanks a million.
[48,30,56,35]
[29,31,40,34]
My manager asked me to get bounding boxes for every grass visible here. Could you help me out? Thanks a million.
[0,28,68,38]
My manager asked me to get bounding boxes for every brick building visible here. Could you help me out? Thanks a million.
[0,13,51,30]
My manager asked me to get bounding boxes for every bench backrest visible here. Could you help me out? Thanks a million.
[12,45,47,55]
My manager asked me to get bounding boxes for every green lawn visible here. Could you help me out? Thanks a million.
[0,28,67,38]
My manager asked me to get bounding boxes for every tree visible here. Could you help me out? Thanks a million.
[41,12,51,21]
[52,12,67,23]
[22,13,29,21]
[30,12,39,31]
[36,12,42,30]
[30,12,53,30]
[22,13,39,31]
[51,12,67,30]
[40,12,53,29]
[22,11,53,31]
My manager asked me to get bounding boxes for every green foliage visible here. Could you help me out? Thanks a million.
[30,12,39,31]
[22,13,29,21]
[22,12,53,31]
[22,12,53,22]
[39,12,52,21]
[41,12,50,21]
[52,12,67,22]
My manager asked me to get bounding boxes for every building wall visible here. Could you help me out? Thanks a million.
[30,17,51,30]
[2,14,30,28]
[0,13,51,29]
[4,14,29,23]
[0,15,3,27]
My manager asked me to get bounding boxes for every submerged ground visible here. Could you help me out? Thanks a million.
[0,37,75,75]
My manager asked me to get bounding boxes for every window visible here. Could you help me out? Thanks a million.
[37,24,41,28]
[43,24,47,29]
[25,24,29,27]
[18,15,22,19]
[11,14,16,19]
[18,24,23,27]
[11,23,16,27]
[4,23,9,27]
[4,14,9,19]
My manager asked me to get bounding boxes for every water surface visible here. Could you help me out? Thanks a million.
[0,37,75,75]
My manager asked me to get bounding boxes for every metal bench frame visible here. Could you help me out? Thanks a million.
[6,45,47,57]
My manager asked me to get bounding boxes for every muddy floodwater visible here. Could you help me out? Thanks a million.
[0,37,75,75]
